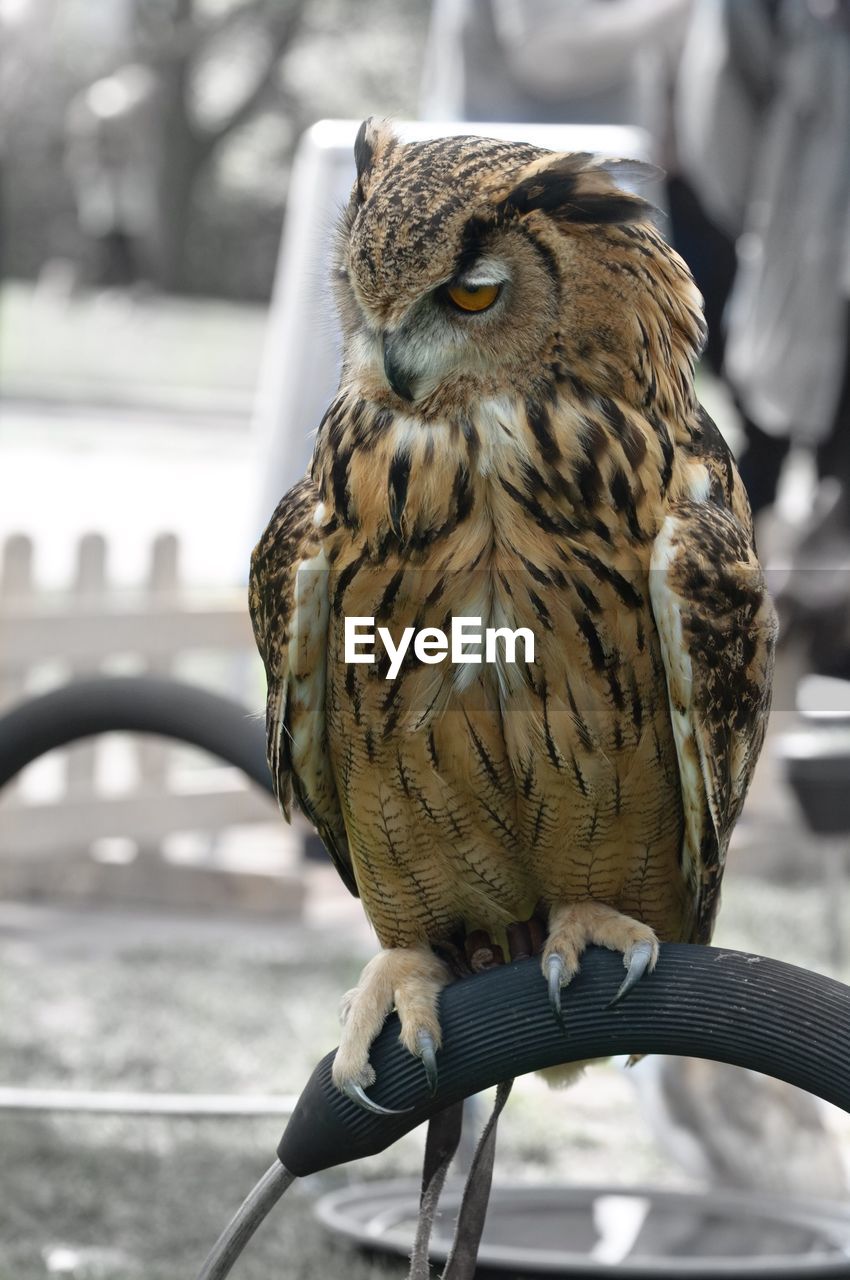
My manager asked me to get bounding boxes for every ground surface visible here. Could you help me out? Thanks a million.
[2,867,850,1280]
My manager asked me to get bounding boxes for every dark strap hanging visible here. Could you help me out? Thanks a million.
[408,1101,465,1280]
[406,1079,514,1280]
[441,1078,513,1280]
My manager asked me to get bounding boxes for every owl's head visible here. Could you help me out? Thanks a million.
[334,119,701,416]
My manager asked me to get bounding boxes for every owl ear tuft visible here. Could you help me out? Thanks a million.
[353,117,399,199]
[498,154,654,226]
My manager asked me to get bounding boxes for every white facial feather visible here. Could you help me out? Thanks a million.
[460,257,511,288]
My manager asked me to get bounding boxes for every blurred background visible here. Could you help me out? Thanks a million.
[1,1,850,1277]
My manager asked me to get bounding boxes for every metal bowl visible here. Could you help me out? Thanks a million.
[316,1179,850,1277]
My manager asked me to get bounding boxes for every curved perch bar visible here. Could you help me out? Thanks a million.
[279,944,850,1174]
[0,675,272,796]
[199,944,850,1278]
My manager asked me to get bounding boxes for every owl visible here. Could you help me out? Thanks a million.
[249,120,776,1109]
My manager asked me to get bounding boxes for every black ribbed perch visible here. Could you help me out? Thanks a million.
[0,675,272,796]
[198,944,850,1278]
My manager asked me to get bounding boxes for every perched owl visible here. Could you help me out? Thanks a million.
[250,120,776,1109]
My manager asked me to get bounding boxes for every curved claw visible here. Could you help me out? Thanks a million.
[608,941,655,1008]
[341,1080,412,1116]
[416,1029,439,1096]
[546,953,567,1031]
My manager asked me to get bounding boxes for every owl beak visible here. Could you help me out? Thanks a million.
[382,332,415,402]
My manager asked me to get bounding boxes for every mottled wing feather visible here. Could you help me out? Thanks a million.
[649,497,777,943]
[249,477,357,897]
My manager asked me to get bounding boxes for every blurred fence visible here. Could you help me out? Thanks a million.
[0,531,303,913]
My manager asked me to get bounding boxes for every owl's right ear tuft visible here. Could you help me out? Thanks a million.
[353,117,399,200]
[497,153,653,226]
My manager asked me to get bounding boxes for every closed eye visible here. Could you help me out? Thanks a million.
[442,281,502,313]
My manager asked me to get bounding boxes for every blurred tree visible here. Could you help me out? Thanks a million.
[1,0,428,299]
[130,0,306,290]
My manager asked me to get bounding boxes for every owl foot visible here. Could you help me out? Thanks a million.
[543,901,659,1026]
[332,944,450,1110]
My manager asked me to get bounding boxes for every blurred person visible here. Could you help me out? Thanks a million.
[65,63,160,289]
[421,0,691,128]
[677,0,850,519]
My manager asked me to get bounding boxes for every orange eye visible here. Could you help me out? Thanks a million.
[444,281,501,313]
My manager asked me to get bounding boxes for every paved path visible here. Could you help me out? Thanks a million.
[1,283,266,416]
[0,398,261,588]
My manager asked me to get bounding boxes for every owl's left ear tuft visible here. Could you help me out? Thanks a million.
[497,154,653,226]
[353,117,399,199]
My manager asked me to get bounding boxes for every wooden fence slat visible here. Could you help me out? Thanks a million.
[0,534,35,795]
[136,533,181,851]
[67,532,108,799]
[1,533,34,598]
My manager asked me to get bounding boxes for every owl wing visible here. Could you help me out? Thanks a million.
[648,495,777,943]
[249,476,357,897]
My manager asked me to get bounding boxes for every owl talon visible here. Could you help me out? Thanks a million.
[416,1028,439,1094]
[546,953,567,1030]
[608,940,655,1007]
[332,945,450,1111]
[342,1080,412,1116]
